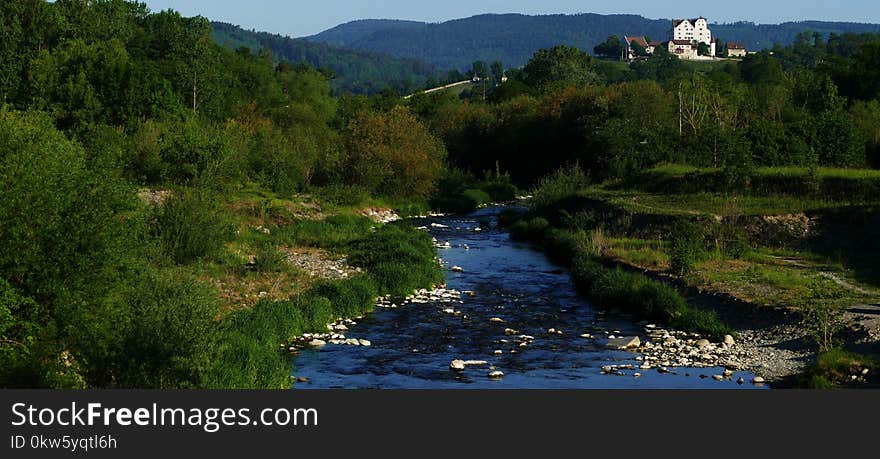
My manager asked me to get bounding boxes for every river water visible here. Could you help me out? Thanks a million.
[292,206,765,389]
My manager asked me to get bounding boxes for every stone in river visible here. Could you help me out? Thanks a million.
[723,335,736,346]
[359,339,372,346]
[752,376,766,384]
[723,369,734,378]
[488,371,504,379]
[712,375,724,381]
[606,336,641,350]
[308,339,326,347]
[493,350,503,355]
[451,266,464,273]
[737,377,745,385]
[489,317,505,323]
[450,360,466,371]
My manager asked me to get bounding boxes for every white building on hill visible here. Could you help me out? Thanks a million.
[671,17,716,57]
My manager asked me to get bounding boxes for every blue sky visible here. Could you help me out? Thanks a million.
[143,0,880,37]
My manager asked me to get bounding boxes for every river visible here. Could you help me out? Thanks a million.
[292,206,766,389]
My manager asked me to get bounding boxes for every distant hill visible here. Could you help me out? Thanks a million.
[212,22,437,94]
[307,13,880,70]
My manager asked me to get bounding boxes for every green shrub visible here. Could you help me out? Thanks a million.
[78,269,221,389]
[278,214,374,249]
[0,278,83,388]
[251,241,287,274]
[348,224,443,296]
[153,187,233,264]
[668,219,707,277]
[479,172,519,201]
[0,110,134,301]
[531,164,590,213]
[309,277,379,318]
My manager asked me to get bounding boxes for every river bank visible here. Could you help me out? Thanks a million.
[290,206,770,389]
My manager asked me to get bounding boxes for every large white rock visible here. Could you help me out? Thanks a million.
[450,360,466,371]
[723,335,736,346]
[488,371,504,379]
[308,339,327,348]
[606,336,641,350]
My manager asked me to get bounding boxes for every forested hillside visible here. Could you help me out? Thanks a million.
[212,22,438,94]
[308,13,880,70]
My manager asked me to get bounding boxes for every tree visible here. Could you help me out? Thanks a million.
[522,46,602,90]
[594,35,624,59]
[490,60,504,83]
[471,61,489,79]
[343,107,447,199]
[697,42,711,56]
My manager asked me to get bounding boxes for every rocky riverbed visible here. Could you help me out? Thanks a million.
[289,207,777,389]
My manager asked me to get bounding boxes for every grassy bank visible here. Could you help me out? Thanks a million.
[506,217,734,340]
[207,220,443,388]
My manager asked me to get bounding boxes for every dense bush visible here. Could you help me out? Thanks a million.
[80,270,221,388]
[0,110,134,301]
[153,187,232,265]
[668,219,707,277]
[308,277,380,318]
[348,224,444,296]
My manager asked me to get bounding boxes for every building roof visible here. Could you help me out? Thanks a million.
[624,36,649,48]
[727,42,746,49]
[671,40,695,46]
[649,41,664,47]
[673,17,708,27]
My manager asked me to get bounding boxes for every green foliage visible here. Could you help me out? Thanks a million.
[82,269,220,388]
[571,253,733,340]
[153,187,232,265]
[308,277,379,318]
[531,164,591,212]
[348,224,444,297]
[668,219,707,277]
[594,35,624,59]
[342,107,447,200]
[0,110,134,301]
[522,45,602,91]
[802,349,876,388]
[278,215,374,249]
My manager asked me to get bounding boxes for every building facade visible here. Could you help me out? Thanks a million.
[671,17,715,57]
[727,42,747,58]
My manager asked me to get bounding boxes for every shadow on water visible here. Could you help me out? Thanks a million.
[292,206,766,389]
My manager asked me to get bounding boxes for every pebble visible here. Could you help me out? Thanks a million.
[494,350,503,355]
[450,360,466,371]
[752,376,766,384]
[359,339,371,346]
[489,317,506,323]
[488,371,504,379]
[451,266,464,273]
[712,375,724,381]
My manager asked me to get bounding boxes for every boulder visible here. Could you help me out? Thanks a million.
[451,266,464,273]
[488,371,504,379]
[696,339,711,349]
[489,317,506,323]
[723,335,736,346]
[752,376,766,384]
[308,339,327,348]
[450,360,466,371]
[606,336,641,350]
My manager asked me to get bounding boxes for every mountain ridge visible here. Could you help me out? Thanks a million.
[306,13,880,70]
